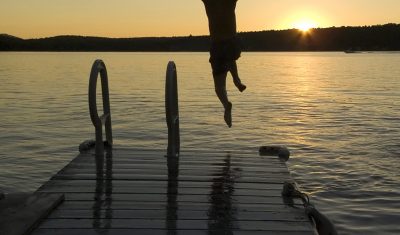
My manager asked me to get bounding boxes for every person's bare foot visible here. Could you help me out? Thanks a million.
[237,83,246,92]
[234,79,246,92]
[224,102,232,128]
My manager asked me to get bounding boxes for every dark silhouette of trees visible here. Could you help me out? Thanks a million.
[1,24,399,52]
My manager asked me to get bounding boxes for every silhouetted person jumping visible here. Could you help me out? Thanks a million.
[202,0,246,128]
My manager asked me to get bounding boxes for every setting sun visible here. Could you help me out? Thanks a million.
[294,20,318,32]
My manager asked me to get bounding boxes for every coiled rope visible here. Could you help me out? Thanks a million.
[282,182,338,235]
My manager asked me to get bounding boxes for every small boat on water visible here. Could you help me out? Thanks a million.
[344,48,361,53]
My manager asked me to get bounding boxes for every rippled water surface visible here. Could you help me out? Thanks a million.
[1,52,399,234]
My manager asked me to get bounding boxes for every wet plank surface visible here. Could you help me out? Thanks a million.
[0,193,64,235]
[31,148,314,235]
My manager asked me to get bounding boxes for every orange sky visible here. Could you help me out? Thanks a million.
[1,0,399,39]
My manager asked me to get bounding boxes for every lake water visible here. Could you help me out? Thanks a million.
[0,52,399,234]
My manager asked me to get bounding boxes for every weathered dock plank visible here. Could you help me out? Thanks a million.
[37,219,312,230]
[47,209,308,221]
[0,193,64,235]
[33,229,313,235]
[31,148,315,235]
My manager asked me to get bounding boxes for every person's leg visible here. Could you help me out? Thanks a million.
[213,72,232,127]
[229,61,246,92]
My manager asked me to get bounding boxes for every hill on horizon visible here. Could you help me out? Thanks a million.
[1,24,399,51]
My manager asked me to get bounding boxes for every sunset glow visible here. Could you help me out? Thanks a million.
[293,20,318,32]
[0,1,399,38]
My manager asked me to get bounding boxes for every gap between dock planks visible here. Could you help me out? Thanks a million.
[31,148,315,235]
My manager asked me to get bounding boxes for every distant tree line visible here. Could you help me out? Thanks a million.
[1,24,399,52]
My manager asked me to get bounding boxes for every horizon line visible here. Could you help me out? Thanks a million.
[2,23,399,40]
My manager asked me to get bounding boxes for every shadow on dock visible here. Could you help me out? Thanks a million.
[92,148,114,231]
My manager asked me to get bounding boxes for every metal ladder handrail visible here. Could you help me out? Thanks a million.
[165,61,180,158]
[88,60,113,157]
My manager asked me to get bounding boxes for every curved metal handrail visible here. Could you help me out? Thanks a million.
[165,61,180,158]
[89,60,113,157]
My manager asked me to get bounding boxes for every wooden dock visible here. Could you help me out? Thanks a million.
[22,60,320,234]
[30,147,316,235]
